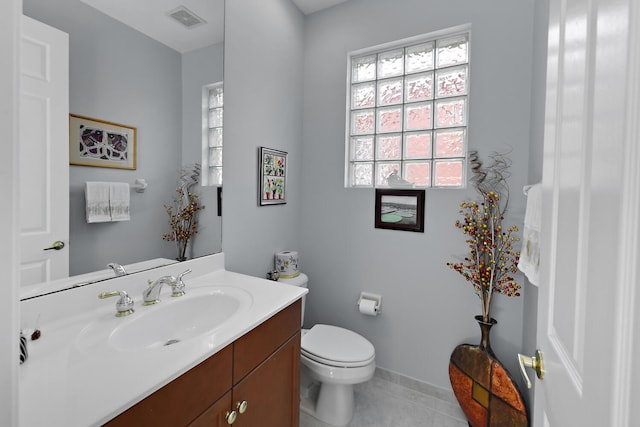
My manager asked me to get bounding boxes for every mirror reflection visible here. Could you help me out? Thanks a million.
[21,0,224,299]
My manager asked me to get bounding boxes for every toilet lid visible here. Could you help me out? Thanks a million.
[301,324,375,368]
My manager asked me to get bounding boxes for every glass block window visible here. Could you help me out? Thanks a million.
[202,82,223,186]
[346,30,469,188]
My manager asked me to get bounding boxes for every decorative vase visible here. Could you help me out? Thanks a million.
[176,239,192,262]
[476,315,496,354]
[176,244,187,261]
[448,316,529,427]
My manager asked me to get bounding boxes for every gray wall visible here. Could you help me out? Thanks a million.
[300,0,536,391]
[181,43,225,257]
[223,0,305,276]
[24,0,182,275]
[224,0,540,392]
[24,0,225,275]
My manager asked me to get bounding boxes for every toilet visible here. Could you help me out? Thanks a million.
[279,273,376,427]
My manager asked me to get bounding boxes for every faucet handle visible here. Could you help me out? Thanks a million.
[99,290,134,317]
[172,269,192,297]
[178,269,192,280]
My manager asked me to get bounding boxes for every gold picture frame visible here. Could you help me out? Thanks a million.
[69,114,137,170]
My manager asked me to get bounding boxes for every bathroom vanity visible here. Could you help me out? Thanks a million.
[106,301,301,426]
[19,254,306,427]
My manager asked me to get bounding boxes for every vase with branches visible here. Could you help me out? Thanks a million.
[163,164,205,261]
[447,151,521,323]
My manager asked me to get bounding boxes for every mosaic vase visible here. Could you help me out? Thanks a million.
[448,316,529,427]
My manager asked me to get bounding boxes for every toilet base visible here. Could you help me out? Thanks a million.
[300,364,356,427]
[301,382,355,427]
[317,382,355,426]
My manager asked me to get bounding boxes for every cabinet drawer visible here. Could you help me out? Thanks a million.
[233,300,301,384]
[104,344,233,427]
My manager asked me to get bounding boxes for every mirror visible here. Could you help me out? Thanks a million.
[21,0,224,299]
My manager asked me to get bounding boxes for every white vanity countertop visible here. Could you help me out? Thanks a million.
[18,253,306,427]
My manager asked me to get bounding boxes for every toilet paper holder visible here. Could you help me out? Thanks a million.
[357,292,382,315]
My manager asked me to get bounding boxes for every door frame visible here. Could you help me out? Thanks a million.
[0,0,21,424]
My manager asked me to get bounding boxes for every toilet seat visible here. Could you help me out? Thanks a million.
[301,324,375,368]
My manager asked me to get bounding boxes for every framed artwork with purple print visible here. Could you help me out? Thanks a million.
[259,147,287,206]
[69,114,136,170]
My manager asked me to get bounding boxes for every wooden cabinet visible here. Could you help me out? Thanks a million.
[104,300,301,427]
[188,391,232,427]
[104,345,233,426]
[231,333,300,426]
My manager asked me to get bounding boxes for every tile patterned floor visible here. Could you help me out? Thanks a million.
[299,369,468,427]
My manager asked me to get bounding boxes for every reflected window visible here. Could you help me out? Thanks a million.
[346,29,469,189]
[202,82,223,186]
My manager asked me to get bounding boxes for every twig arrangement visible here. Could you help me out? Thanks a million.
[447,151,521,322]
[163,164,205,261]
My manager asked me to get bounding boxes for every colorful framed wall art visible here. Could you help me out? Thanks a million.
[259,147,287,206]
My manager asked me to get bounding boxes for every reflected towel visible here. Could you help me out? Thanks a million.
[109,182,130,221]
[85,182,111,223]
[518,183,542,286]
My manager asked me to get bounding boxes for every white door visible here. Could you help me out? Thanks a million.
[532,0,640,425]
[19,16,69,287]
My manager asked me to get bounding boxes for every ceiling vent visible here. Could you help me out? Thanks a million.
[166,6,206,29]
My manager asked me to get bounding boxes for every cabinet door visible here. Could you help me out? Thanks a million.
[233,301,300,384]
[233,332,300,427]
[189,391,232,427]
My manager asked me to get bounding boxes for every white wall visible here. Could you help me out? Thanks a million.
[223,0,305,276]
[0,1,20,423]
[300,0,536,390]
[181,43,224,257]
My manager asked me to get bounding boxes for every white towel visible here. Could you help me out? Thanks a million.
[85,182,111,223]
[109,182,130,221]
[518,183,542,286]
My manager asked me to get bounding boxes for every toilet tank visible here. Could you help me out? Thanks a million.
[278,273,308,327]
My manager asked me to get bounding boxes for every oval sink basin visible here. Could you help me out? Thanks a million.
[76,286,252,353]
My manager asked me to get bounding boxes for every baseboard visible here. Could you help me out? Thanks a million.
[374,367,458,403]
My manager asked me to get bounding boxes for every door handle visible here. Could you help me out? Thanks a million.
[517,349,544,389]
[43,240,65,251]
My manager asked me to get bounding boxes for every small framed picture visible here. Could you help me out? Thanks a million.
[375,189,425,232]
[259,147,287,206]
[69,114,136,170]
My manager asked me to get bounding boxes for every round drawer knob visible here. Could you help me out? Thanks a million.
[225,410,237,424]
[236,400,248,414]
